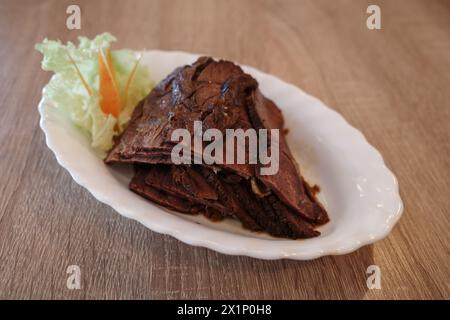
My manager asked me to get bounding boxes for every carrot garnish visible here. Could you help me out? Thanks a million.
[98,48,121,117]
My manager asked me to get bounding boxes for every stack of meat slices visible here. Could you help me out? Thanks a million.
[105,57,329,239]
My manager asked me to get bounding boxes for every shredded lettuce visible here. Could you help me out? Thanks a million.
[35,32,154,155]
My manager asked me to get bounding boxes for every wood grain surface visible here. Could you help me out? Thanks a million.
[0,0,449,300]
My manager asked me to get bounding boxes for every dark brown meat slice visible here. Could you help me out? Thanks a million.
[145,165,218,201]
[227,176,319,238]
[247,91,329,224]
[105,57,256,177]
[141,164,318,238]
[144,165,226,215]
[129,168,202,214]
[143,165,262,231]
[197,167,262,231]
[107,57,329,239]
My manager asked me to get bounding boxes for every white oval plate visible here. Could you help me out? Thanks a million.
[38,50,403,260]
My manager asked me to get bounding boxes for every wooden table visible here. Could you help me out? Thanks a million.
[0,0,448,300]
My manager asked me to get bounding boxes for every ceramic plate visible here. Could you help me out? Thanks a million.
[38,50,403,260]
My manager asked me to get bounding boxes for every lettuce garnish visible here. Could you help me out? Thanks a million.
[35,32,153,154]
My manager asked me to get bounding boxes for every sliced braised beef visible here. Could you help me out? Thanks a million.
[129,167,202,214]
[131,164,318,238]
[248,92,329,224]
[107,57,329,239]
